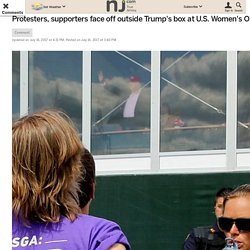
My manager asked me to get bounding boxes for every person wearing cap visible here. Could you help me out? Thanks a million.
[123,76,142,120]
[121,75,150,130]
[97,72,150,131]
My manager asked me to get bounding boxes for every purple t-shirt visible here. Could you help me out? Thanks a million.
[12,214,131,250]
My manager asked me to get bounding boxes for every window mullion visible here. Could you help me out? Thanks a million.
[150,51,161,171]
[20,51,29,117]
[226,51,237,170]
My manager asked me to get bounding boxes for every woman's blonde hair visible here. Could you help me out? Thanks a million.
[223,184,250,210]
[12,110,83,225]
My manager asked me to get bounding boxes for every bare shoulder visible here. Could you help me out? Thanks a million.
[109,243,127,250]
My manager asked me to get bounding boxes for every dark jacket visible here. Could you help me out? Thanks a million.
[182,223,226,250]
[107,88,150,130]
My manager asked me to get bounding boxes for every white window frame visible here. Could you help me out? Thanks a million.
[18,51,250,175]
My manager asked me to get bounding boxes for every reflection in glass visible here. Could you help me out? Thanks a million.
[91,51,151,155]
[237,51,250,149]
[12,51,20,121]
[28,51,82,132]
[160,51,227,152]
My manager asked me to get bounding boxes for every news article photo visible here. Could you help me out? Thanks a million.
[12,50,250,249]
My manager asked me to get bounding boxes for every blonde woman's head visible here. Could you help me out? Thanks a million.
[12,110,83,225]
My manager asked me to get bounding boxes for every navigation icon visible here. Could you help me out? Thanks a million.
[3,3,9,9]
[236,2,242,8]
[225,2,232,8]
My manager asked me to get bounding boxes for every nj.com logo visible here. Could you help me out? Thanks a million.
[106,0,125,12]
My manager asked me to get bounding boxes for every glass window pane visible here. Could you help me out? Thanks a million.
[91,51,151,155]
[237,51,250,149]
[160,51,226,152]
[28,51,82,132]
[12,51,20,121]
